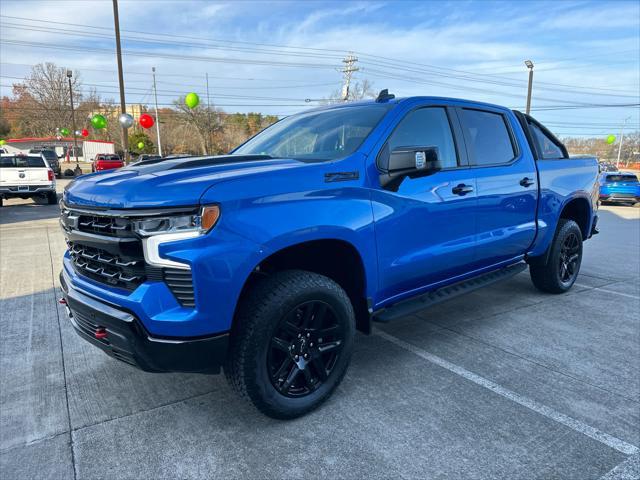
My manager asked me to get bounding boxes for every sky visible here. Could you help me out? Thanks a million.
[0,0,639,138]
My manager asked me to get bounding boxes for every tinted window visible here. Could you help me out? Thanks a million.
[387,107,458,168]
[0,156,46,168]
[606,174,638,183]
[460,109,515,165]
[529,123,564,159]
[40,150,58,162]
[234,105,392,161]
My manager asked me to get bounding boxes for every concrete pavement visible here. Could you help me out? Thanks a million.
[1,187,638,479]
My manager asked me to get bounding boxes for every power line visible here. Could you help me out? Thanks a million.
[1,16,637,98]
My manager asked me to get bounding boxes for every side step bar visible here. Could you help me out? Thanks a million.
[373,262,528,323]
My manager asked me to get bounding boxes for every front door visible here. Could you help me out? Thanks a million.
[371,106,477,304]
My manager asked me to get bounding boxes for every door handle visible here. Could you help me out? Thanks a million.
[452,183,474,196]
[520,177,535,187]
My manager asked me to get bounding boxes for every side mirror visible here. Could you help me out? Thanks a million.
[379,145,441,191]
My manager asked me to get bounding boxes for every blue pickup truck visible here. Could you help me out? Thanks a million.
[59,92,599,418]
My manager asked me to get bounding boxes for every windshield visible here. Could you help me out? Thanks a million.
[234,104,392,161]
[0,155,46,168]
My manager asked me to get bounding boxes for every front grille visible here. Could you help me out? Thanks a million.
[63,205,196,307]
[164,268,195,307]
[68,242,147,290]
[77,214,133,237]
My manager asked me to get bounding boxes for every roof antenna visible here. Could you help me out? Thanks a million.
[376,89,395,102]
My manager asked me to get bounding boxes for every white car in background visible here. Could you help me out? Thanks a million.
[0,153,57,207]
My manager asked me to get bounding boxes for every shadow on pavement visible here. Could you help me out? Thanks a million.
[0,194,61,226]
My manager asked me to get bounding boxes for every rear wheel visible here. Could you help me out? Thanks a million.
[529,219,583,293]
[47,191,57,205]
[225,270,355,419]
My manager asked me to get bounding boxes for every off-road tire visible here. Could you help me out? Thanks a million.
[529,218,583,293]
[224,270,355,419]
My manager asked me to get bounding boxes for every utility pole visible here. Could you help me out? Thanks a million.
[616,116,631,168]
[152,67,162,156]
[66,69,81,175]
[524,60,534,115]
[112,0,128,162]
[340,53,359,102]
[205,73,213,155]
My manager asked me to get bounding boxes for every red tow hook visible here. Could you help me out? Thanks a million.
[95,327,108,340]
[58,298,67,305]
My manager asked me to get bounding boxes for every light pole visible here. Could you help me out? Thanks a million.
[616,116,631,169]
[525,60,534,115]
[112,0,129,163]
[152,67,162,156]
[66,69,81,175]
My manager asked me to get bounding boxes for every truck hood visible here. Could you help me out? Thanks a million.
[64,155,306,208]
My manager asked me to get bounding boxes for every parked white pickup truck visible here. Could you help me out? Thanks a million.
[0,153,57,207]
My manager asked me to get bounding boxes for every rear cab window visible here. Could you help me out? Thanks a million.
[528,123,565,159]
[605,174,638,183]
[458,108,516,165]
[0,156,47,168]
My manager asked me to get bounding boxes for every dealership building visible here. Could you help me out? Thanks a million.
[1,137,115,162]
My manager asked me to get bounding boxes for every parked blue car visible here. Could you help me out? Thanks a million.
[599,171,640,205]
[59,92,599,418]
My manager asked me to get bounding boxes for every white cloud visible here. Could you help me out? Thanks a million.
[0,0,637,129]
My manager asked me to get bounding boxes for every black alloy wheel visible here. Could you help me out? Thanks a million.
[268,300,343,397]
[558,232,580,284]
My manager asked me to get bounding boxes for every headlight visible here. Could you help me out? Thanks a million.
[133,205,220,236]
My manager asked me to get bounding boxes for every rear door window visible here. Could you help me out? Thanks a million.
[459,109,516,165]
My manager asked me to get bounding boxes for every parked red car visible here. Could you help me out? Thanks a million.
[92,154,124,172]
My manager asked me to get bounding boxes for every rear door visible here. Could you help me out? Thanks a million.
[457,107,538,268]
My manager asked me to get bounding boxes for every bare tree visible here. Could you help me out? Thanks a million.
[322,79,377,104]
[173,97,223,154]
[12,63,84,136]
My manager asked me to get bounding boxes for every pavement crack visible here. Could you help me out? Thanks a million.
[71,389,217,435]
[46,227,77,480]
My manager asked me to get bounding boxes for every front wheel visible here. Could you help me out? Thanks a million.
[225,270,355,419]
[529,218,583,293]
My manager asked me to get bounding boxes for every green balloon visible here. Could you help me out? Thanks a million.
[60,128,70,136]
[0,139,6,146]
[137,142,145,149]
[606,134,616,144]
[91,114,107,130]
[185,92,200,109]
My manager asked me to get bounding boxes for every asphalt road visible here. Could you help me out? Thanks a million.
[1,181,638,479]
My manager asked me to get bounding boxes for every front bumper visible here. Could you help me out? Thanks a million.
[60,269,229,374]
